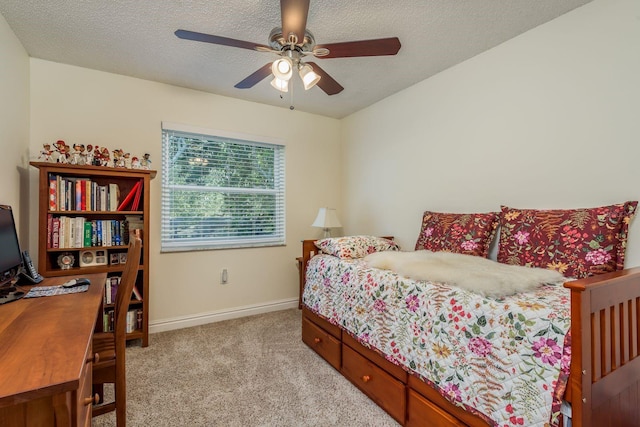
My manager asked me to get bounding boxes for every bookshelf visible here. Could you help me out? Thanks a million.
[30,161,156,347]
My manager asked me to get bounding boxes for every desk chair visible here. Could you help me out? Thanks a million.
[92,236,142,426]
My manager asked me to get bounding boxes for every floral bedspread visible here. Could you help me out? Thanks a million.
[302,254,571,427]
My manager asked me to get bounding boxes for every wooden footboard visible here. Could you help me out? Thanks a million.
[300,239,640,426]
[564,268,640,427]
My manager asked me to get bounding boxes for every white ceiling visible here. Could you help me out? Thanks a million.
[1,0,592,119]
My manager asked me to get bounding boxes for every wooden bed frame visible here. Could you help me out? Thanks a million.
[300,239,640,427]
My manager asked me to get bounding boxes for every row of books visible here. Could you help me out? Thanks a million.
[48,174,143,212]
[49,174,119,211]
[104,275,142,305]
[102,308,143,333]
[48,215,130,248]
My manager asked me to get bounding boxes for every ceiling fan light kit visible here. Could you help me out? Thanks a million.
[175,0,401,98]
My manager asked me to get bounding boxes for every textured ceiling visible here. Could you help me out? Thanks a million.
[0,0,592,118]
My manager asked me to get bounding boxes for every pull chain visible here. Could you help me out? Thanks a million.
[289,79,295,110]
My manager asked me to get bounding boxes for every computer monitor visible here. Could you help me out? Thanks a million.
[0,205,24,288]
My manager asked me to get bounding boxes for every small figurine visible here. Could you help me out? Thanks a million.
[70,143,85,165]
[53,140,69,164]
[141,153,152,170]
[100,147,112,167]
[92,145,102,166]
[113,149,126,168]
[85,144,94,166]
[38,143,53,162]
[123,152,132,169]
[131,156,141,169]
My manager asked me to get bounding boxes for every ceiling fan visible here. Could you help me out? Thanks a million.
[175,0,401,96]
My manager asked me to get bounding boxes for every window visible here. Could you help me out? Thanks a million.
[161,123,285,251]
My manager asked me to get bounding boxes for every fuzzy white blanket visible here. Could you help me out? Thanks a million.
[364,250,565,297]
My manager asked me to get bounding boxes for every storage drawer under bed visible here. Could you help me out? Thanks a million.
[302,316,341,370]
[342,344,406,424]
[407,389,466,427]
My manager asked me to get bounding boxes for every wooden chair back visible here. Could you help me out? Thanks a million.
[114,236,142,349]
[92,236,141,426]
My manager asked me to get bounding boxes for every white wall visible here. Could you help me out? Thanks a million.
[341,0,640,267]
[0,13,29,241]
[28,60,341,329]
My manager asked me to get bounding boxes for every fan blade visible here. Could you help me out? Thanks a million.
[234,63,273,89]
[281,0,309,45]
[316,37,401,58]
[306,62,344,95]
[175,29,269,51]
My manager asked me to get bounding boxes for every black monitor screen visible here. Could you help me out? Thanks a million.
[0,206,23,287]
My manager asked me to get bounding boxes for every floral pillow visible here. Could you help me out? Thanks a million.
[497,202,637,278]
[315,235,399,259]
[414,211,500,258]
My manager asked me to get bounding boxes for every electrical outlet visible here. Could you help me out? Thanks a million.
[221,269,228,284]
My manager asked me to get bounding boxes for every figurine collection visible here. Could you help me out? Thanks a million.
[38,140,151,170]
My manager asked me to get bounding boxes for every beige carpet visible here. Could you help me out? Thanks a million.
[92,308,399,426]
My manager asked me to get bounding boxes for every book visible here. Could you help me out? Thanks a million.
[105,276,121,305]
[91,181,98,211]
[48,176,57,210]
[96,220,102,246]
[106,220,112,246]
[110,276,120,304]
[85,180,92,211]
[114,220,121,245]
[59,178,66,211]
[117,181,141,211]
[59,216,66,248]
[108,183,120,211]
[51,217,60,248]
[126,310,137,333]
[101,220,108,247]
[99,186,107,211]
[74,217,85,248]
[83,221,92,247]
[132,285,142,300]
[47,213,52,248]
[67,180,73,211]
[75,180,82,210]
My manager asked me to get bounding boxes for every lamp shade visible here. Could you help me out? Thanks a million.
[299,63,321,90]
[270,77,289,92]
[312,208,342,237]
[271,57,293,81]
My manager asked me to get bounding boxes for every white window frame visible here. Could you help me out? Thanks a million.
[161,122,285,252]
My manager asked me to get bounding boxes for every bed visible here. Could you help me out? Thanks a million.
[300,204,640,427]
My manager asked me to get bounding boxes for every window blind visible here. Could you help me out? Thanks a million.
[161,124,285,251]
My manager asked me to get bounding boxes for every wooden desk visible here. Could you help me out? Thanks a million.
[0,273,106,427]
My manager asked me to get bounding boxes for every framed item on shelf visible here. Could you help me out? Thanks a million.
[118,252,128,264]
[109,253,120,265]
[57,252,75,270]
[79,249,108,267]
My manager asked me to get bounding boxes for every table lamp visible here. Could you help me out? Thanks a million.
[312,207,342,238]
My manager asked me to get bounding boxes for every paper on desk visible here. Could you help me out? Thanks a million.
[24,285,89,298]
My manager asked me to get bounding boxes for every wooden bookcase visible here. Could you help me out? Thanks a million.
[30,161,156,347]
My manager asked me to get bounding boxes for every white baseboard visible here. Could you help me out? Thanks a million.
[149,298,299,334]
